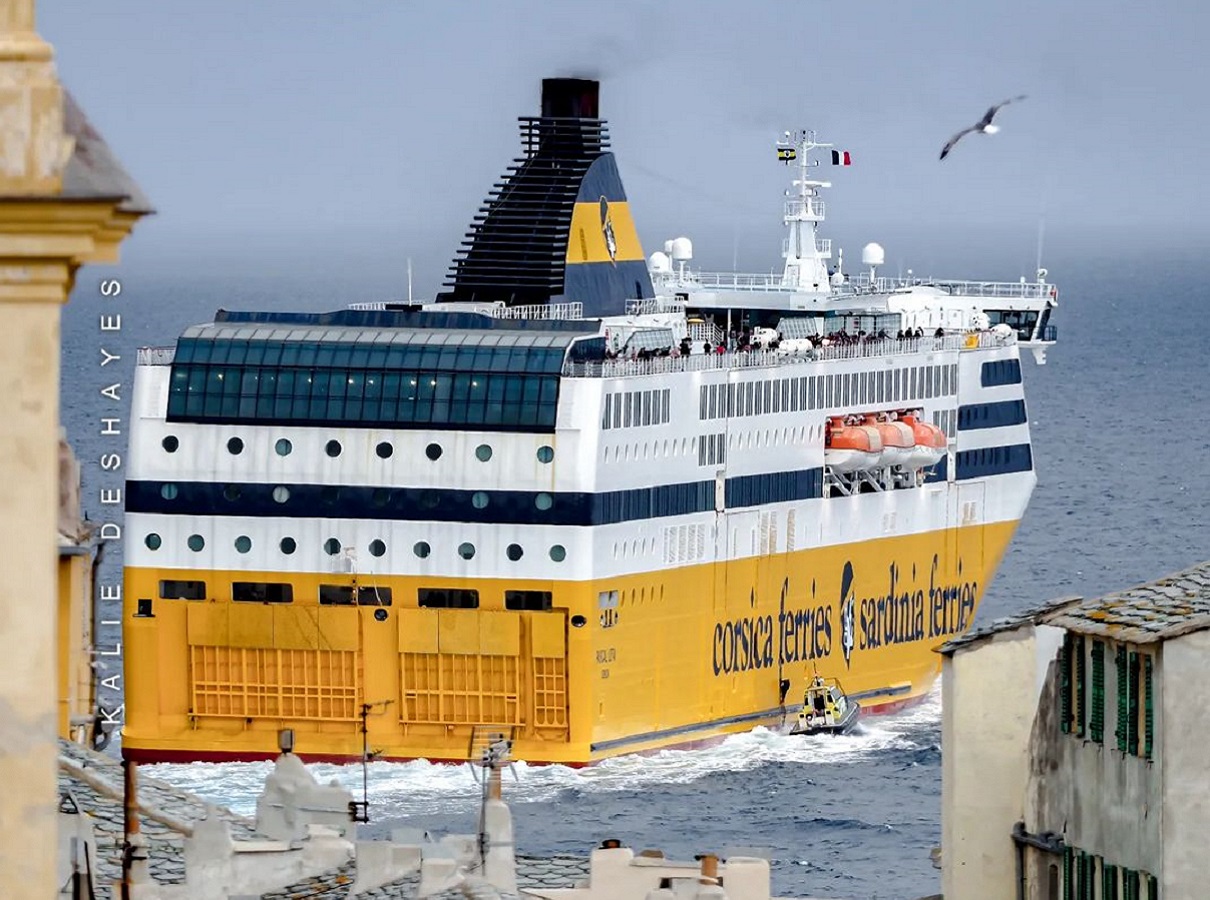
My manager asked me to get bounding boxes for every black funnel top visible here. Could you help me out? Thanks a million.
[541,78,600,119]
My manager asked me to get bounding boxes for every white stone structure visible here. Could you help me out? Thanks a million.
[940,560,1210,899]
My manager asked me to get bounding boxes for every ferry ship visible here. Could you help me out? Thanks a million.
[120,79,1058,765]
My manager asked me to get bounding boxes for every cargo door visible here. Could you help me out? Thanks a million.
[524,612,569,742]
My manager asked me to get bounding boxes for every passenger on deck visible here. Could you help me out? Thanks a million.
[934,326,945,338]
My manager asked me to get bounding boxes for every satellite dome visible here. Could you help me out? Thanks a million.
[670,237,694,261]
[648,251,671,273]
[861,242,885,266]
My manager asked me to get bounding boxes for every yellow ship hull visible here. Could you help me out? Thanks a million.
[121,519,1014,765]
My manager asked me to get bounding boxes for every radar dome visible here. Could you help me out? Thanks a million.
[861,243,885,266]
[648,251,671,273]
[670,237,694,261]
[663,239,675,255]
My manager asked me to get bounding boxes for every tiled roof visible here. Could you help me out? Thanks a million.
[937,595,1082,655]
[58,739,256,887]
[58,739,589,898]
[1041,559,1210,644]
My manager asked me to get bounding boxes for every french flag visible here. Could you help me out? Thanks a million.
[831,150,852,166]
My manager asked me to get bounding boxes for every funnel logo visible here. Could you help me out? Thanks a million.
[599,196,618,263]
[839,561,856,669]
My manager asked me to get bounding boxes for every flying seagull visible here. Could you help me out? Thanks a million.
[939,95,1027,160]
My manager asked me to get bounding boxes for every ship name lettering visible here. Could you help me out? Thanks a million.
[856,557,978,651]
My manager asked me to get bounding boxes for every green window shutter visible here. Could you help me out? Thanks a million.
[1091,641,1105,743]
[1147,873,1158,899]
[1126,869,1140,900]
[1128,651,1141,755]
[1104,863,1118,900]
[1144,655,1154,759]
[1063,846,1074,900]
[1081,852,1094,900]
[1060,633,1073,733]
[1116,644,1129,752]
[1075,635,1087,737]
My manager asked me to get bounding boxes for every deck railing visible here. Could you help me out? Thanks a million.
[137,346,176,366]
[562,331,1013,378]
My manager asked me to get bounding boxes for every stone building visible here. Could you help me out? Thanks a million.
[940,560,1210,899]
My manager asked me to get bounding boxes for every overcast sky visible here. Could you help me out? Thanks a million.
[42,0,1208,292]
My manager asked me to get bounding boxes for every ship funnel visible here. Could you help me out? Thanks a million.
[541,78,599,119]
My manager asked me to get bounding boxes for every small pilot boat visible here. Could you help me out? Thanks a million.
[789,675,861,736]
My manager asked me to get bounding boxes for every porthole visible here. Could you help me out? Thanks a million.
[549,544,567,562]
[371,488,391,507]
[506,544,523,561]
[234,535,252,554]
[376,442,393,459]
[144,533,162,551]
[160,483,179,500]
[369,539,386,558]
[472,491,490,509]
[161,436,179,453]
[458,542,476,560]
[223,484,242,501]
[323,538,341,556]
[325,439,342,458]
[413,541,431,559]
[475,444,493,462]
[272,485,290,504]
[425,443,443,461]
[321,486,340,504]
[187,534,205,552]
[419,492,440,509]
[536,445,554,464]
[280,537,297,555]
[227,437,244,455]
[571,614,587,628]
[534,493,553,511]
[275,438,292,457]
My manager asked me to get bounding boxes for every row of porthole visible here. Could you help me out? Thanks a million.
[142,532,567,562]
[161,434,556,464]
[158,483,555,511]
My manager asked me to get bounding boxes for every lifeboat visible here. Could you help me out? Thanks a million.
[901,414,947,467]
[864,415,915,469]
[824,417,883,472]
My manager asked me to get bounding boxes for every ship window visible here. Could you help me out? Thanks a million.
[505,590,552,611]
[227,436,244,455]
[272,485,290,503]
[234,535,252,554]
[319,584,356,605]
[534,493,553,511]
[162,435,179,453]
[275,438,292,456]
[549,544,567,562]
[418,588,479,609]
[159,579,205,600]
[613,393,622,427]
[933,366,942,397]
[187,534,205,552]
[471,491,489,509]
[625,392,633,427]
[160,483,179,500]
[506,543,523,561]
[324,538,341,556]
[280,537,296,555]
[425,442,442,461]
[369,539,386,557]
[372,488,391,506]
[233,582,293,603]
[325,439,342,458]
[413,541,431,559]
[321,486,340,505]
[941,365,950,395]
[376,441,393,459]
[458,542,476,560]
[359,586,392,606]
[537,445,554,463]
[475,443,493,462]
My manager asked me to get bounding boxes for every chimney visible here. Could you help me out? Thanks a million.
[541,78,599,119]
